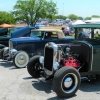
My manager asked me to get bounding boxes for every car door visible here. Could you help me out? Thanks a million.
[36,31,59,55]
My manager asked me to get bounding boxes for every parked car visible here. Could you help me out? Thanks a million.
[0,27,8,36]
[64,28,74,36]
[0,26,31,49]
[62,26,74,36]
[3,28,74,68]
[49,22,55,26]
[0,26,34,59]
[27,23,100,98]
[35,24,45,29]
[0,28,9,49]
[56,22,63,26]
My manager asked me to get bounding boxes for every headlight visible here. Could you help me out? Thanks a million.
[39,56,44,64]
[3,47,9,52]
[53,61,59,70]
[10,49,17,56]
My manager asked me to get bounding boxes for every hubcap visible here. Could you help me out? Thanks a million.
[17,55,26,65]
[64,77,73,88]
[61,73,78,94]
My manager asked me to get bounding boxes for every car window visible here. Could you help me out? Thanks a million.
[94,29,100,39]
[77,28,91,39]
[44,31,58,38]
[31,31,43,37]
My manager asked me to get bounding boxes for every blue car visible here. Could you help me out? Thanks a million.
[35,24,45,29]
[0,26,32,49]
[3,28,74,68]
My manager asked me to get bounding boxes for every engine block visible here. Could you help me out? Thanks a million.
[61,56,81,69]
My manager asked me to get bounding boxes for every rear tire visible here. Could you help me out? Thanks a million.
[52,67,81,98]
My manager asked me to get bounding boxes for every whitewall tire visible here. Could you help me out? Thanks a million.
[13,51,29,68]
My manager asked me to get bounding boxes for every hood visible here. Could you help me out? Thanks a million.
[10,37,41,43]
[11,26,31,38]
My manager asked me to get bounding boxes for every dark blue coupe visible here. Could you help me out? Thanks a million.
[4,28,74,68]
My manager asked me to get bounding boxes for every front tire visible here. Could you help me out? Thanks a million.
[52,67,81,98]
[13,51,29,68]
[27,55,42,78]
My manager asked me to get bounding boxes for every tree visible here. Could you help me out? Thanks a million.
[0,11,16,24]
[85,17,91,20]
[78,16,83,20]
[68,14,79,20]
[13,0,58,26]
[92,15,100,18]
[55,15,67,20]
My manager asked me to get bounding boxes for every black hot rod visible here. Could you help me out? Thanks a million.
[27,40,100,98]
[27,23,100,98]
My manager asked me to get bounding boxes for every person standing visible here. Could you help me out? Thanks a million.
[77,28,86,39]
[61,27,66,35]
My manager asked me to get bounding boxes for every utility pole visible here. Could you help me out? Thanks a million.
[63,3,64,16]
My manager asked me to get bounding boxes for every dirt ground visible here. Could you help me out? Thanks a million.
[46,26,63,29]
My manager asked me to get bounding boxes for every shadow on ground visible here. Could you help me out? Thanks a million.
[31,77,77,100]
[27,76,100,99]
[79,77,100,93]
[32,78,52,94]
[0,60,13,68]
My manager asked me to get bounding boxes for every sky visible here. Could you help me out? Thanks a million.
[0,0,100,18]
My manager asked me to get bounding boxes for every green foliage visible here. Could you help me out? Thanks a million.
[13,0,58,26]
[68,14,79,20]
[78,16,83,20]
[85,17,91,20]
[92,15,100,18]
[55,15,67,20]
[45,0,58,20]
[0,11,16,24]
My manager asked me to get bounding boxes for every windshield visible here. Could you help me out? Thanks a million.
[30,31,43,37]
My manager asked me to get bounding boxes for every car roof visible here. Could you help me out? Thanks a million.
[31,28,66,38]
[32,28,63,32]
[73,23,100,28]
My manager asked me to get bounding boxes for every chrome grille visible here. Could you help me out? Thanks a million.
[44,46,53,71]
[9,40,13,57]
[9,40,13,50]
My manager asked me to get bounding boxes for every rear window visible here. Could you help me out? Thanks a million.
[44,31,58,38]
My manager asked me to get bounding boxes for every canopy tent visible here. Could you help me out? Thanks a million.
[0,23,14,28]
[72,20,86,25]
